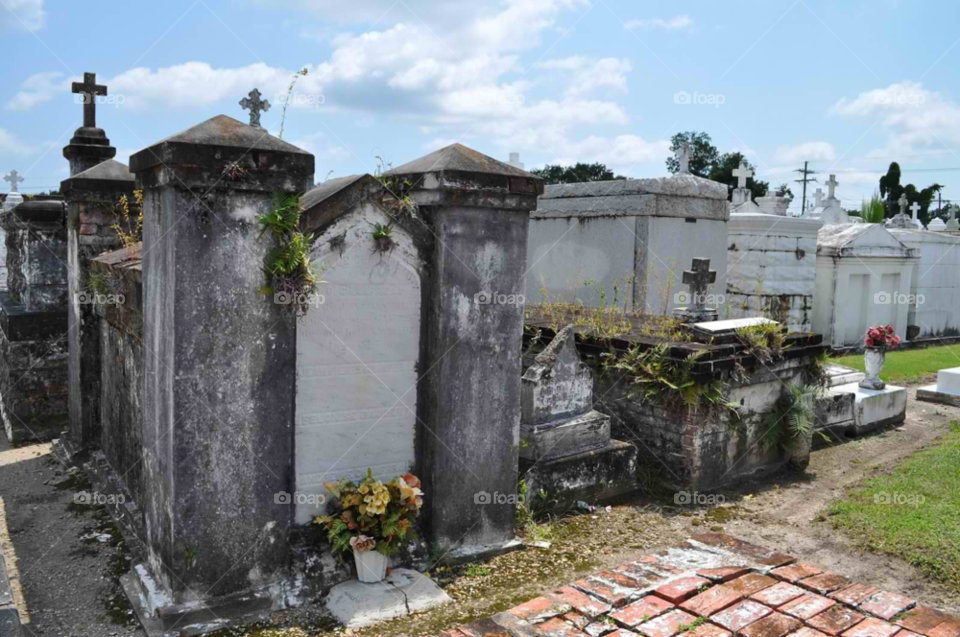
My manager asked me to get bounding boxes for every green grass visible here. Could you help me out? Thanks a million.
[827,422,960,592]
[834,343,960,384]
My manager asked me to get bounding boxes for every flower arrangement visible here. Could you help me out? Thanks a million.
[314,469,423,559]
[864,325,901,349]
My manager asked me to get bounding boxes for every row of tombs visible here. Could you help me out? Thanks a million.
[0,100,944,633]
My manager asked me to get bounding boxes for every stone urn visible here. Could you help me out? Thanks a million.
[353,549,388,583]
[859,347,887,390]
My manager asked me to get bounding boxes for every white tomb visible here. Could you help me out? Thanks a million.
[295,175,421,524]
[805,174,848,225]
[927,217,947,231]
[813,224,918,348]
[889,228,960,339]
[918,367,960,407]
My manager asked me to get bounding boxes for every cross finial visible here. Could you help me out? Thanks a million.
[681,258,717,312]
[71,72,108,129]
[3,169,24,193]
[898,193,909,215]
[732,162,753,189]
[910,201,921,220]
[240,89,271,129]
[677,141,691,175]
[826,174,839,199]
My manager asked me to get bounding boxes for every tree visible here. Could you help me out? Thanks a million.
[530,163,626,185]
[708,152,769,201]
[776,183,794,198]
[666,131,719,178]
[878,162,942,223]
[879,162,903,203]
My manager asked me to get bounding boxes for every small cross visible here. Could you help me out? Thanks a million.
[814,188,824,207]
[910,201,921,220]
[71,72,108,129]
[826,174,839,199]
[240,89,271,129]
[3,169,24,193]
[677,142,691,174]
[898,193,909,215]
[732,162,753,189]
[681,258,717,311]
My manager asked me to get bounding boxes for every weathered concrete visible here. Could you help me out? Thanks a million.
[324,568,452,629]
[0,550,21,637]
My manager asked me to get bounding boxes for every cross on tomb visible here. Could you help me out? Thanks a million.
[240,89,271,129]
[910,201,921,221]
[4,169,24,193]
[814,188,824,207]
[682,258,717,311]
[826,174,839,199]
[733,162,753,189]
[677,141,691,174]
[71,72,108,129]
[898,193,909,215]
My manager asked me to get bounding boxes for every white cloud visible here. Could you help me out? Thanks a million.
[2,0,44,30]
[537,57,631,96]
[775,141,836,164]
[0,128,37,155]
[7,71,68,110]
[551,134,671,168]
[625,15,693,30]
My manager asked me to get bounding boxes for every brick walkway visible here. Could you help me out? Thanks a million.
[438,534,960,637]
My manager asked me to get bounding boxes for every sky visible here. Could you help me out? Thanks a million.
[4,0,960,214]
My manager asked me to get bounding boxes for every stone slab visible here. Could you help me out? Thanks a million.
[917,384,960,408]
[520,440,638,509]
[822,383,907,437]
[520,410,611,461]
[691,317,778,335]
[824,364,866,388]
[325,568,452,629]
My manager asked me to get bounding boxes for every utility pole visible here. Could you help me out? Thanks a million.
[794,161,818,215]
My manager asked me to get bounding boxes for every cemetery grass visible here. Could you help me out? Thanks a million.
[834,343,960,384]
[825,421,960,593]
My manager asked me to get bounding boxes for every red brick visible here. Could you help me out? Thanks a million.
[779,594,837,621]
[80,223,98,235]
[728,574,779,597]
[537,616,589,636]
[637,609,699,637]
[689,534,796,568]
[681,585,743,617]
[740,612,803,637]
[896,608,951,636]
[438,629,473,636]
[788,629,831,637]
[771,564,825,584]
[806,606,866,636]
[655,577,711,604]
[799,574,853,596]
[929,619,960,637]
[616,563,665,587]
[751,583,807,608]
[638,555,684,575]
[698,567,752,583]
[574,577,634,608]
[711,600,773,632]
[898,632,923,637]
[840,617,901,637]
[607,631,641,637]
[859,592,917,621]
[830,585,883,608]
[688,623,733,637]
[602,569,655,593]
[463,617,514,636]
[509,596,572,622]
[549,586,612,619]
[611,596,677,627]
[564,613,590,629]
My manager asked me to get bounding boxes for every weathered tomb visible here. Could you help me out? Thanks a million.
[0,196,69,443]
[526,174,729,315]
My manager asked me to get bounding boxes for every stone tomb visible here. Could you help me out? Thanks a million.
[917,367,960,407]
[890,228,960,339]
[295,175,422,525]
[815,363,907,440]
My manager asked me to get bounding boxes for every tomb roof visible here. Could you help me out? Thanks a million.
[384,143,533,179]
[817,223,917,258]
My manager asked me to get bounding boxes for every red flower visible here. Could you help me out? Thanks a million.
[885,325,895,336]
[865,338,875,347]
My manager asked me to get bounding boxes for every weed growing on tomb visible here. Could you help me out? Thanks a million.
[113,189,143,249]
[736,322,790,365]
[278,67,309,140]
[374,155,419,223]
[761,384,816,452]
[258,192,319,316]
[369,221,396,253]
[807,350,831,394]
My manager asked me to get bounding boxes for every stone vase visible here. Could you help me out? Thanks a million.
[860,347,887,390]
[353,549,388,583]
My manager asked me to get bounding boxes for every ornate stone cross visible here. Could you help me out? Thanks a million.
[682,258,717,311]
[733,162,753,189]
[898,193,909,215]
[240,89,271,129]
[677,142,691,175]
[826,174,839,200]
[910,201,921,222]
[814,188,824,207]
[71,72,108,129]
[4,169,24,193]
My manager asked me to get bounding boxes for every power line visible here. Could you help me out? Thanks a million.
[794,162,818,214]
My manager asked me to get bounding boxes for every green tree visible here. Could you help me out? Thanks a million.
[776,184,794,198]
[878,162,943,223]
[666,131,719,178]
[530,163,626,185]
[708,153,769,201]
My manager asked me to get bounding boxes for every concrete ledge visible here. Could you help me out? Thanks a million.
[521,440,638,509]
[0,551,22,637]
[828,382,908,436]
[917,384,960,407]
[325,568,452,629]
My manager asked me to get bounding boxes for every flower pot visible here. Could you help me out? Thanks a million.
[353,549,388,583]
[859,347,886,390]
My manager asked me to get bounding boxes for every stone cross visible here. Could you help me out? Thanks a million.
[677,142,691,175]
[71,72,108,129]
[4,169,24,193]
[898,193,909,216]
[240,89,271,129]
[814,188,824,207]
[826,174,839,200]
[682,258,717,311]
[910,201,921,222]
[733,163,753,189]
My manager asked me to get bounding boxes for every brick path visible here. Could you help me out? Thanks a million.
[438,534,960,637]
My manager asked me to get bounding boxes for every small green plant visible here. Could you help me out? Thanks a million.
[374,156,418,222]
[807,350,831,394]
[258,192,319,316]
[88,271,108,296]
[861,191,887,224]
[761,384,816,452]
[463,562,492,577]
[369,221,396,253]
[184,546,199,571]
[113,190,144,249]
[736,322,789,365]
[678,617,707,633]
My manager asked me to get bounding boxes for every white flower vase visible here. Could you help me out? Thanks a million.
[353,549,388,583]
[859,347,886,390]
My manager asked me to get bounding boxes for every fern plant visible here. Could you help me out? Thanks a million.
[736,322,789,365]
[258,192,319,316]
[761,384,816,452]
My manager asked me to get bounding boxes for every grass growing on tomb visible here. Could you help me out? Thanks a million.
[834,343,960,384]
[735,321,790,365]
[258,192,319,316]
[113,189,143,249]
[827,421,960,592]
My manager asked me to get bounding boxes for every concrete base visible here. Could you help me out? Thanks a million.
[825,363,866,387]
[520,440,638,510]
[819,382,907,439]
[324,569,452,629]
[444,539,524,566]
[520,410,610,461]
[0,551,22,637]
[917,384,960,407]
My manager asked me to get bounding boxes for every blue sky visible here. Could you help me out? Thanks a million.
[4,0,960,213]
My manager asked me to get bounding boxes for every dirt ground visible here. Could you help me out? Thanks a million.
[0,385,957,636]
